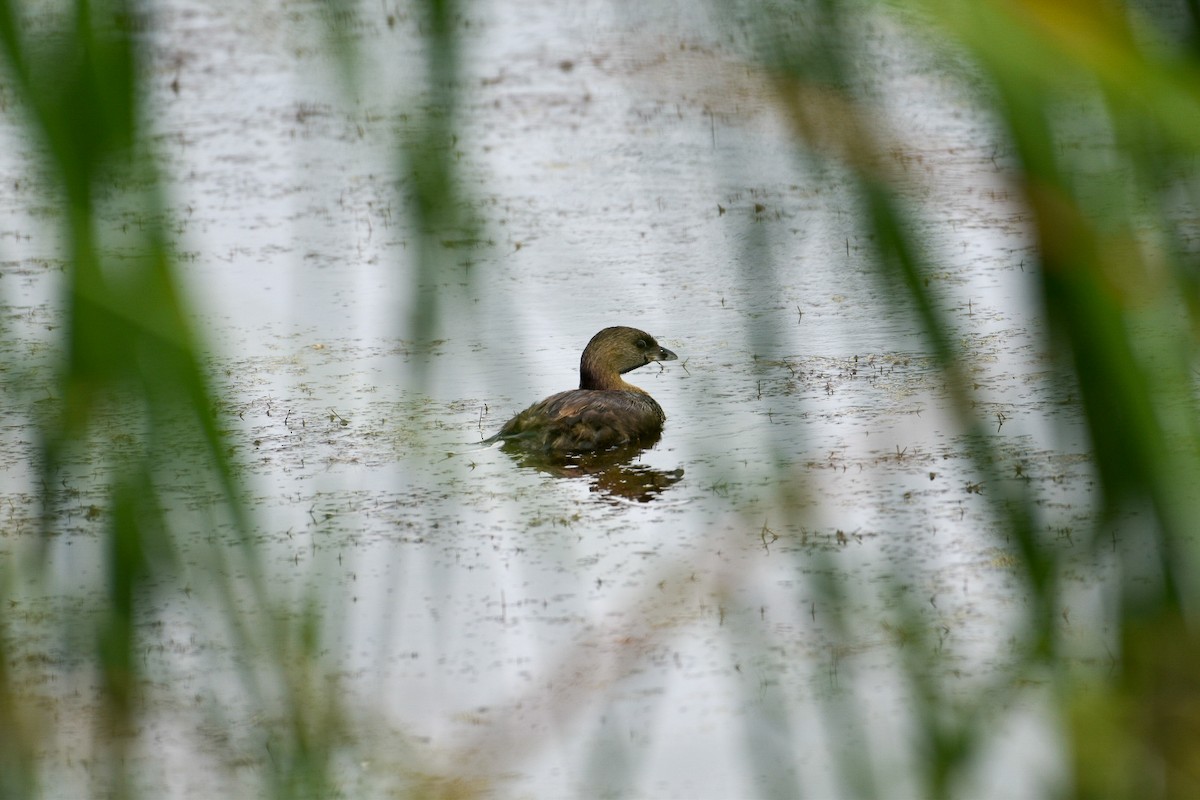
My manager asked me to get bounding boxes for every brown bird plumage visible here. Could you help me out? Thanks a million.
[488,326,678,452]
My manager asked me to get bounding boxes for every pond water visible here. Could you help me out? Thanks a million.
[0,0,1118,797]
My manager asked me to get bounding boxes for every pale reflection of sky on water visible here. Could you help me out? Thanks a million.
[0,0,1115,796]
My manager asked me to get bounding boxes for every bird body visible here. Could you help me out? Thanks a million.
[488,326,677,453]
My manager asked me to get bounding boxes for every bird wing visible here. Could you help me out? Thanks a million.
[494,390,664,451]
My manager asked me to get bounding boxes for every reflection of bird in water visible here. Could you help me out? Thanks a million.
[515,443,685,503]
[487,326,678,452]
[486,326,683,501]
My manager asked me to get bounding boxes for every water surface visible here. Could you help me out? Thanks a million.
[0,1,1111,796]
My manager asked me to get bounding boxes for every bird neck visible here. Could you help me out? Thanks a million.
[580,357,641,392]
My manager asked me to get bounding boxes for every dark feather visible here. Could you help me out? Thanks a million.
[492,389,666,452]
[486,326,677,453]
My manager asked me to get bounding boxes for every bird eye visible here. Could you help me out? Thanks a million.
[636,339,648,349]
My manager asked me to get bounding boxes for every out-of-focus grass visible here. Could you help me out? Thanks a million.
[917,4,1200,795]
[746,1,1200,796]
[0,0,342,797]
[0,0,474,796]
[3,0,1200,797]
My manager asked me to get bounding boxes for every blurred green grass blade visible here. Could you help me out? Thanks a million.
[0,588,37,800]
[0,2,326,796]
[399,0,478,361]
[0,0,136,200]
[924,0,1200,156]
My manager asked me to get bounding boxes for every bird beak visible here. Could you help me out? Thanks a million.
[652,346,678,363]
